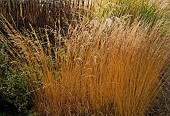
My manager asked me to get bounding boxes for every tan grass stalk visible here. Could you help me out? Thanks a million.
[0,15,169,115]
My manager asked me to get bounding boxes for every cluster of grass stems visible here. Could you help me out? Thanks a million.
[0,0,93,30]
[0,0,170,116]
[1,14,170,115]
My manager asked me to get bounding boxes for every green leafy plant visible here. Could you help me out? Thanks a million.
[0,39,31,113]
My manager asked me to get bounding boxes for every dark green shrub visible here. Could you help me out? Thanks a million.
[0,41,31,113]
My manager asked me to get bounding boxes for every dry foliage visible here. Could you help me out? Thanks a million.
[0,15,169,116]
[0,0,93,30]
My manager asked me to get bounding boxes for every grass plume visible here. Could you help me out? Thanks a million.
[0,14,170,116]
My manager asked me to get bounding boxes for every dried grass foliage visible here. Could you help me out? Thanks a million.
[1,15,169,115]
[0,0,93,30]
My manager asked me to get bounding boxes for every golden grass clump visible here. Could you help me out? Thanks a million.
[0,15,170,116]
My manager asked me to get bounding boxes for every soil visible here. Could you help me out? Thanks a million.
[149,65,170,116]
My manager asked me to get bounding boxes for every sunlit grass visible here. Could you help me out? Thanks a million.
[0,0,169,115]
[93,0,168,28]
[0,14,169,115]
